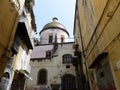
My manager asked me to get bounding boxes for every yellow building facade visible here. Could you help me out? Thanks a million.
[0,0,19,77]
[74,0,120,89]
[0,0,32,78]
[0,0,36,89]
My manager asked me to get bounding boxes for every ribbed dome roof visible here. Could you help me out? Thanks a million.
[43,17,66,30]
[39,17,69,36]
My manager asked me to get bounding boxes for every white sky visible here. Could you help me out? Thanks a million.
[33,0,76,42]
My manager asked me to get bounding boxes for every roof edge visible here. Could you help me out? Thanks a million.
[39,27,69,37]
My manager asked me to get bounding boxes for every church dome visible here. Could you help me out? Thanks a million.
[39,17,70,44]
[43,17,66,30]
[40,17,69,36]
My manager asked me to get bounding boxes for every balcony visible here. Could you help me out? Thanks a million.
[17,22,33,49]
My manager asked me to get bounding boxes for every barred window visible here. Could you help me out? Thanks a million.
[63,54,72,64]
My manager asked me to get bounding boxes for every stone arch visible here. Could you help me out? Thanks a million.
[37,68,48,85]
[61,74,76,90]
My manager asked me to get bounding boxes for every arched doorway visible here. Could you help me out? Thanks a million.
[37,69,47,85]
[61,74,76,90]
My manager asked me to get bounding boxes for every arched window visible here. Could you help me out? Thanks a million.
[0,72,10,90]
[61,74,76,90]
[63,54,72,64]
[2,72,10,79]
[37,69,47,85]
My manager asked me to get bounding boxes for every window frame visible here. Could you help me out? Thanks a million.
[62,54,72,64]
[48,35,53,44]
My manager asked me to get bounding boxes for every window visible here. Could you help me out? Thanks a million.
[37,69,47,85]
[46,51,52,59]
[63,54,72,64]
[49,35,53,44]
[2,72,10,79]
[0,72,10,90]
[61,35,64,43]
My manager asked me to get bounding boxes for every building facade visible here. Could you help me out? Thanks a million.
[74,0,120,90]
[0,0,28,78]
[0,0,36,90]
[26,18,77,90]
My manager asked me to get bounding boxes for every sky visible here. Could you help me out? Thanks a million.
[33,0,76,42]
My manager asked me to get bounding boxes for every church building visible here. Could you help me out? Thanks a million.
[26,17,77,90]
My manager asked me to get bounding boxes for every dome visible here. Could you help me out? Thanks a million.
[43,17,66,30]
[40,17,69,36]
[43,21,66,30]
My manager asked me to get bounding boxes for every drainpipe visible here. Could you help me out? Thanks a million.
[77,8,90,90]
[79,25,90,90]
